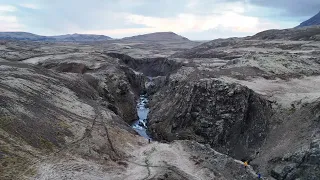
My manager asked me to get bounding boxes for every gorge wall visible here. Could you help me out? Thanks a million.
[148,77,273,160]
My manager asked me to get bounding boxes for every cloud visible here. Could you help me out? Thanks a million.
[0,5,17,12]
[0,0,317,39]
[125,12,263,33]
[248,0,320,17]
[0,5,24,31]
[19,3,40,9]
[81,28,156,38]
[80,11,289,40]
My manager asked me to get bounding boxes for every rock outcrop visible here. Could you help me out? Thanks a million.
[269,137,320,180]
[107,52,182,77]
[148,77,272,160]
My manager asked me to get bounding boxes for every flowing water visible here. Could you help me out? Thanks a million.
[131,94,151,139]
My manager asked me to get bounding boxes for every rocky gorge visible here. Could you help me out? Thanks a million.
[0,27,319,180]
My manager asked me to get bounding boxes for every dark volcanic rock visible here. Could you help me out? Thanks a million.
[270,138,320,180]
[107,52,181,77]
[44,62,90,73]
[148,78,272,160]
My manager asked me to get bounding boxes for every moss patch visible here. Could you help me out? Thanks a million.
[0,153,35,180]
[0,116,13,131]
[58,121,71,129]
[39,137,54,152]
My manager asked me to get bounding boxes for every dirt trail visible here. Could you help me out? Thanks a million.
[122,141,210,180]
[34,140,219,180]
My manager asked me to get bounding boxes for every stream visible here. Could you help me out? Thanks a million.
[131,94,151,139]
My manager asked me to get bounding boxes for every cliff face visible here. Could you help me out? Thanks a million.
[148,77,272,160]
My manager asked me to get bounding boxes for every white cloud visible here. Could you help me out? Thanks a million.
[125,12,264,33]
[0,15,24,31]
[0,5,24,31]
[0,5,17,12]
[0,0,304,39]
[81,27,156,38]
[186,0,199,8]
[19,3,40,9]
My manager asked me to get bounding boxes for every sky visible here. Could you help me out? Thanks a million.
[0,0,319,40]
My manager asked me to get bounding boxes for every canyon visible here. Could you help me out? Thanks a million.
[0,27,319,180]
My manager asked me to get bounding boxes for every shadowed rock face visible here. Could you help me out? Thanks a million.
[270,138,320,180]
[107,52,181,77]
[148,78,272,160]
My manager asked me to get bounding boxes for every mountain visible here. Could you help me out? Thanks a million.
[297,11,320,27]
[122,32,190,42]
[51,33,112,41]
[0,32,112,42]
[0,32,53,41]
[171,26,320,59]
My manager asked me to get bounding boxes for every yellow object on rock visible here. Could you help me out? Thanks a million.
[244,161,248,166]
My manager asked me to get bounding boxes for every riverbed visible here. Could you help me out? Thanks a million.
[131,94,151,139]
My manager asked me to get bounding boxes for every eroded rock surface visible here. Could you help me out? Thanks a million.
[149,77,272,160]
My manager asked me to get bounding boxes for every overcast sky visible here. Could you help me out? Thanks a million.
[0,0,319,40]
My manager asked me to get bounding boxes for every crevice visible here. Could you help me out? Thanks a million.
[107,52,182,77]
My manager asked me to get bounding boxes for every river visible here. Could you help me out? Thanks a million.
[131,94,151,139]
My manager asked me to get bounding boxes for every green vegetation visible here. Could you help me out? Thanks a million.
[39,137,54,152]
[289,104,296,113]
[58,121,71,129]
[0,116,13,131]
[0,153,34,180]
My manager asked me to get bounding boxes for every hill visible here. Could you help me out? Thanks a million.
[297,11,320,27]
[0,32,52,41]
[0,32,112,42]
[51,33,112,41]
[122,32,190,42]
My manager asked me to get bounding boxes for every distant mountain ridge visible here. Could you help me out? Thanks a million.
[122,32,190,42]
[0,31,191,42]
[297,11,320,27]
[51,33,112,42]
[0,32,52,41]
[0,32,112,42]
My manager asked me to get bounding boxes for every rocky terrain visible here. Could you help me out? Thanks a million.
[148,26,320,179]
[0,27,319,180]
[297,11,320,27]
